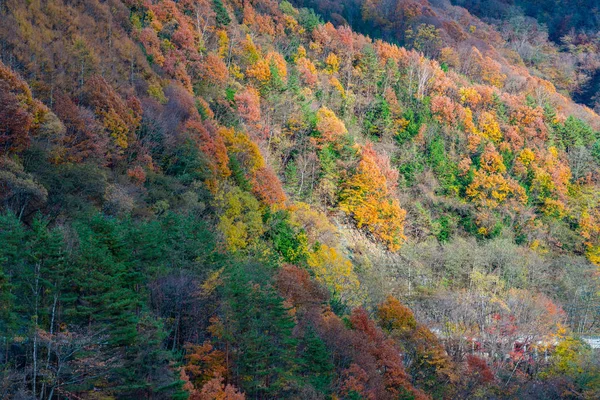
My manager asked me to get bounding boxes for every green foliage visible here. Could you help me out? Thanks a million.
[398,160,425,187]
[554,116,597,151]
[319,144,338,177]
[396,108,425,145]
[229,156,252,191]
[434,215,452,243]
[280,1,298,17]
[298,8,322,32]
[427,135,458,195]
[162,138,212,184]
[299,326,334,393]
[591,139,600,164]
[364,96,392,138]
[264,209,308,263]
[224,262,300,397]
[212,0,231,26]
[225,86,236,102]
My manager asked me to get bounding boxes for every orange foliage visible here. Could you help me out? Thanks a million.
[340,145,406,251]
[314,107,347,147]
[246,59,271,84]
[377,296,417,333]
[127,165,146,186]
[266,51,287,80]
[431,95,457,125]
[184,341,227,388]
[479,143,506,174]
[362,143,399,191]
[186,120,230,178]
[201,53,229,85]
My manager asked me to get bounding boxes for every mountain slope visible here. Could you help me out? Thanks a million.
[0,0,599,398]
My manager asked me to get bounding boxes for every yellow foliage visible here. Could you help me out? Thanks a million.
[242,34,260,63]
[463,107,479,135]
[586,245,600,266]
[147,82,167,104]
[219,127,264,173]
[325,52,340,74]
[467,170,513,208]
[459,87,482,107]
[216,186,265,252]
[229,63,244,80]
[217,30,229,58]
[478,111,502,142]
[542,198,566,218]
[518,148,535,166]
[307,244,360,299]
[329,76,346,98]
[294,45,307,61]
[283,15,299,32]
[103,109,130,149]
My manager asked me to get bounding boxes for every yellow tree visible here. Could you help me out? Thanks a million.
[216,186,264,252]
[306,244,360,303]
[478,111,502,142]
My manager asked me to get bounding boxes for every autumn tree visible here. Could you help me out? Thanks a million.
[339,145,406,251]
[377,296,457,394]
[306,244,360,304]
[216,186,265,252]
[0,61,47,154]
[314,107,347,148]
[84,75,141,153]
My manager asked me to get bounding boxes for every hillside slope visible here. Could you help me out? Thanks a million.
[0,0,599,398]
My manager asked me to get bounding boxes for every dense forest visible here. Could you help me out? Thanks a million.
[0,0,599,399]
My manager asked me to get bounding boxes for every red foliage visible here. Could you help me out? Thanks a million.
[53,92,107,162]
[466,355,495,383]
[251,166,286,206]
[234,87,261,123]
[275,264,329,309]
[0,85,34,154]
[127,165,147,186]
[313,307,428,400]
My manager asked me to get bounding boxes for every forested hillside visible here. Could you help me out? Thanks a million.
[0,0,599,399]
